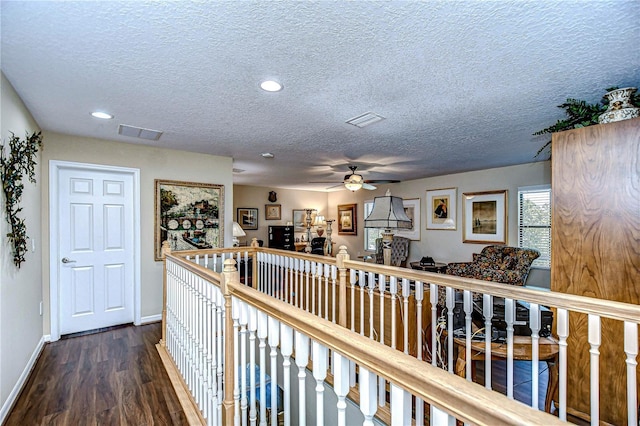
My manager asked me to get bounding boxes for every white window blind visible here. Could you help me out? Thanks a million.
[518,185,551,268]
[364,200,382,251]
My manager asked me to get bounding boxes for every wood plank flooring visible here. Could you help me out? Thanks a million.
[4,323,188,426]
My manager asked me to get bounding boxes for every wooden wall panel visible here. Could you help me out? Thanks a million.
[551,117,640,425]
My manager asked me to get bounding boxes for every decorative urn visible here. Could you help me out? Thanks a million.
[598,87,640,124]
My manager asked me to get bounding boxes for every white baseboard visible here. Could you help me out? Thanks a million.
[140,314,162,324]
[0,336,46,423]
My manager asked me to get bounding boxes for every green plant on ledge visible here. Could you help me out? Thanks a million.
[533,86,640,159]
[0,131,43,268]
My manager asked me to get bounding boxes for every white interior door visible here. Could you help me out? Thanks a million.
[57,166,135,335]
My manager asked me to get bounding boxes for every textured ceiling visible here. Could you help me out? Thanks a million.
[1,1,639,191]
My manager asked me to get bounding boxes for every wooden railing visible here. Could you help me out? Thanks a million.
[158,245,639,425]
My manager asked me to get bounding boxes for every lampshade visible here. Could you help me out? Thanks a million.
[232,221,246,246]
[313,215,326,226]
[364,190,412,229]
[232,222,246,237]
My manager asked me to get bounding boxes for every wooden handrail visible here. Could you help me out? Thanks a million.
[228,281,563,426]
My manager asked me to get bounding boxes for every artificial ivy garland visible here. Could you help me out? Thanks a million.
[0,131,43,268]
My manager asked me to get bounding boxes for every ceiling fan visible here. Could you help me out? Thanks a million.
[312,165,400,191]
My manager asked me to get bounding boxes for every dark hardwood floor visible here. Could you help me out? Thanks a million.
[4,322,188,426]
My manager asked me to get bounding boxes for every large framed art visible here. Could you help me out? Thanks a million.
[237,207,258,230]
[425,187,457,230]
[337,203,357,235]
[394,198,421,240]
[462,189,507,244]
[155,179,224,260]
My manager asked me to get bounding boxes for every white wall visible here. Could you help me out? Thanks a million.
[0,73,44,417]
[327,162,551,287]
[41,132,234,331]
[233,185,328,246]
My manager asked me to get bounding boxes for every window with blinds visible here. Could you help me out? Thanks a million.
[518,185,551,268]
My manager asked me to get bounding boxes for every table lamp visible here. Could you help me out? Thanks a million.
[364,190,412,266]
[232,221,246,247]
[313,215,326,236]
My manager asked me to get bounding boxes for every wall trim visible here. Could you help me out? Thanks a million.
[140,314,162,324]
[0,336,45,423]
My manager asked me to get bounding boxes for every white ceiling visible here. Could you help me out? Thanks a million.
[2,1,639,191]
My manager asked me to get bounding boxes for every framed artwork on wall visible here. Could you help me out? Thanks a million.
[337,203,357,235]
[237,207,258,230]
[154,179,224,261]
[265,204,281,220]
[425,187,457,230]
[462,189,508,244]
[394,198,420,240]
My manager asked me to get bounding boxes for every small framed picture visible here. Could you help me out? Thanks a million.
[394,198,420,240]
[337,203,357,235]
[462,189,508,244]
[237,207,258,230]
[426,188,457,230]
[265,204,281,220]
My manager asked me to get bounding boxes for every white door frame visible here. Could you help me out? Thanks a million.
[49,160,141,341]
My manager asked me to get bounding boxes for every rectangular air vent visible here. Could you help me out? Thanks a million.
[346,112,385,128]
[118,124,163,141]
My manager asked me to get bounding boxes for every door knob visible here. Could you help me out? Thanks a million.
[61,257,76,264]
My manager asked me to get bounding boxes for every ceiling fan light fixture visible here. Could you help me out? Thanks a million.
[344,181,362,191]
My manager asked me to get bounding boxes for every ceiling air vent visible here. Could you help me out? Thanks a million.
[118,124,163,141]
[346,112,385,128]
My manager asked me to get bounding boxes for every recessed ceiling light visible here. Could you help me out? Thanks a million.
[260,80,283,92]
[261,152,274,158]
[91,111,113,119]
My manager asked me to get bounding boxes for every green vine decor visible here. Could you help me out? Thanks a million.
[0,131,43,268]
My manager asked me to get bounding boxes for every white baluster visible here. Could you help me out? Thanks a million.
[240,302,249,426]
[257,311,268,426]
[359,367,378,426]
[414,280,424,423]
[505,297,515,399]
[350,269,357,331]
[324,264,330,320]
[368,272,376,339]
[391,384,411,426]
[305,260,311,312]
[430,284,437,367]
[624,321,638,426]
[312,262,318,316]
[268,317,280,426]
[431,406,454,425]
[401,278,410,355]
[446,287,454,373]
[312,341,328,426]
[529,303,540,410]
[557,308,569,421]
[360,271,366,336]
[248,306,258,426]
[331,265,337,323]
[280,324,293,426]
[333,352,350,426]
[483,293,493,390]
[233,298,241,426]
[378,274,393,407]
[215,285,224,425]
[464,290,472,380]
[588,314,601,425]
[295,332,310,426]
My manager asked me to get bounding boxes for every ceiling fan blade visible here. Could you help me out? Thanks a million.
[362,183,377,190]
[365,179,401,184]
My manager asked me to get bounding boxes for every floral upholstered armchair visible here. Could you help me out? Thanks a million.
[439,245,540,306]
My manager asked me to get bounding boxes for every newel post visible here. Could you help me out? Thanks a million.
[336,245,350,328]
[221,258,238,424]
[160,241,171,345]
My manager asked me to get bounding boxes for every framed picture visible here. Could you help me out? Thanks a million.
[237,207,258,230]
[337,203,357,235]
[394,198,420,240]
[155,179,224,261]
[426,187,457,230]
[265,204,281,220]
[293,209,315,232]
[462,189,508,244]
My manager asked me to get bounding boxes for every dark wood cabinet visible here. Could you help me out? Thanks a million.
[268,225,294,250]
